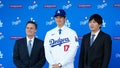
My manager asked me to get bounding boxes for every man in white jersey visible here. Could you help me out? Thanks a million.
[44,9,79,68]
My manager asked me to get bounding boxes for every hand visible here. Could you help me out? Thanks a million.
[52,64,61,68]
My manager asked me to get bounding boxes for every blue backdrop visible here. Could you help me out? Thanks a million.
[0,0,120,68]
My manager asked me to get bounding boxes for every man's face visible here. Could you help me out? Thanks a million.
[26,23,36,37]
[89,19,101,32]
[55,16,65,27]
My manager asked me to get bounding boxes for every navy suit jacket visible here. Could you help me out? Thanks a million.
[13,37,46,68]
[79,31,112,68]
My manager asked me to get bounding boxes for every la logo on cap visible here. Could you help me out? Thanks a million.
[57,10,60,14]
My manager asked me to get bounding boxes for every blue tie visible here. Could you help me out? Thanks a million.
[28,40,32,56]
[90,34,95,46]
[59,29,62,35]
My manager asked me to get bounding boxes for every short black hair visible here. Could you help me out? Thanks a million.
[89,14,103,25]
[26,21,37,29]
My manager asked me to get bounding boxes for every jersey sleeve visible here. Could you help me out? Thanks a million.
[44,32,55,65]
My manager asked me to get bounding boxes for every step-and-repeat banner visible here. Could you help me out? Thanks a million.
[0,0,120,68]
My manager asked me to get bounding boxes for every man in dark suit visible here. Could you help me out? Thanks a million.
[13,21,46,68]
[78,14,112,68]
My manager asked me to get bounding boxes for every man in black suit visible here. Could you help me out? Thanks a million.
[78,14,112,68]
[13,21,46,68]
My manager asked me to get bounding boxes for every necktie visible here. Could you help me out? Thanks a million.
[59,29,62,35]
[90,34,95,46]
[28,40,32,56]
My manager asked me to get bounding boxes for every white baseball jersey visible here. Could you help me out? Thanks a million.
[44,25,79,68]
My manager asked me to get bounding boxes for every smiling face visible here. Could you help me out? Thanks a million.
[26,23,36,39]
[89,19,101,33]
[55,16,66,28]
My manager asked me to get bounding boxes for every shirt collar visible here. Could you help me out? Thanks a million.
[91,30,100,36]
[27,36,34,41]
[26,36,34,46]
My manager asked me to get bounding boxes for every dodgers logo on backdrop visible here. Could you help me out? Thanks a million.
[49,38,70,47]
[0,50,4,68]
[97,0,107,9]
[80,17,88,26]
[0,51,3,59]
[116,53,120,59]
[65,19,71,27]
[116,20,120,26]
[0,0,3,8]
[62,0,72,9]
[97,3,107,9]
[46,17,55,25]
[0,32,4,40]
[102,20,106,27]
[12,17,21,26]
[0,20,3,27]
[28,0,38,10]
[30,17,36,22]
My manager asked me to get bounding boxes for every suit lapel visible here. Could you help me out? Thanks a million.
[86,33,91,48]
[88,33,91,47]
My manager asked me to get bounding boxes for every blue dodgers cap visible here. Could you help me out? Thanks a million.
[54,9,66,17]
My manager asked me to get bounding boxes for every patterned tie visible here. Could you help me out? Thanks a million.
[90,34,95,46]
[28,40,32,56]
[59,29,62,35]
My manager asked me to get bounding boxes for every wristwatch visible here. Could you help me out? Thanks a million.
[58,63,62,67]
